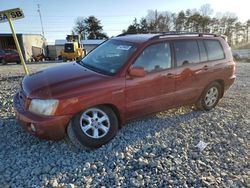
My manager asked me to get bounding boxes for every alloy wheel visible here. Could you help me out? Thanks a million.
[79,108,110,139]
[204,87,219,107]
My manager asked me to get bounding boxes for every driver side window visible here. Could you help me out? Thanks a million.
[133,42,172,73]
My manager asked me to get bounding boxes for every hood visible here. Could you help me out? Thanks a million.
[22,62,110,98]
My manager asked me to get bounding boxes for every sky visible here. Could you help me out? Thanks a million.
[0,0,249,44]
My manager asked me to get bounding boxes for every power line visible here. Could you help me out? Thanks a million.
[24,14,142,18]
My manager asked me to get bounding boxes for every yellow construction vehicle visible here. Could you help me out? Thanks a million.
[60,35,86,61]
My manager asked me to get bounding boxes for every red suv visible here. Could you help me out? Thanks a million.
[0,49,20,65]
[14,33,236,149]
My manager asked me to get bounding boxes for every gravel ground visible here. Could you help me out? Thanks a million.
[0,62,249,187]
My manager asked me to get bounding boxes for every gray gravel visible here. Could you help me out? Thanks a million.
[0,62,249,187]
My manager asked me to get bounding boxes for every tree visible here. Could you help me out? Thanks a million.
[145,10,172,32]
[139,18,149,33]
[175,11,186,31]
[122,5,248,47]
[125,18,140,34]
[84,16,108,39]
[200,16,211,32]
[146,9,158,31]
[73,16,108,40]
[246,20,250,43]
[209,17,220,33]
[221,13,238,45]
[235,21,245,45]
[73,17,86,40]
[124,18,150,34]
[200,4,213,16]
[157,12,172,32]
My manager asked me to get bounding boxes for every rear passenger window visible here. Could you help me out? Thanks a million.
[197,40,208,62]
[204,40,225,61]
[174,40,200,67]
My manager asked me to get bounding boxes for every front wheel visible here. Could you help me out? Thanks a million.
[0,59,6,65]
[195,82,222,111]
[67,106,118,149]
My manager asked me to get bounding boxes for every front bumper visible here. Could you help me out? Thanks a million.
[14,93,71,140]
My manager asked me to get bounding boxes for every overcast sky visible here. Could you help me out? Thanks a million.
[0,0,249,43]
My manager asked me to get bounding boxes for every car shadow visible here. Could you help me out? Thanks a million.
[105,106,204,152]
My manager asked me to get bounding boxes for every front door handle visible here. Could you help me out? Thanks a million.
[166,73,175,78]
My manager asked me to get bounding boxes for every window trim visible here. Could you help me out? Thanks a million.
[131,41,174,75]
[203,39,225,62]
[197,40,208,63]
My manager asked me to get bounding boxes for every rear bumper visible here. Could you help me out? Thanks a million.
[225,75,236,91]
[14,93,71,140]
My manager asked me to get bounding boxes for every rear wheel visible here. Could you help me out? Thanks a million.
[16,61,21,64]
[195,82,222,111]
[67,106,118,149]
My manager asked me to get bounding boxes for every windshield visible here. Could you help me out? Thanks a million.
[80,39,137,75]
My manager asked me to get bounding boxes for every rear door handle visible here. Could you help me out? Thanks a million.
[203,65,209,70]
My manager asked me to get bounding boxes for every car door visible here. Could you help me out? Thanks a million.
[173,39,209,106]
[125,42,175,119]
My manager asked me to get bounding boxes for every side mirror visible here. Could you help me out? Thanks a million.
[129,67,146,77]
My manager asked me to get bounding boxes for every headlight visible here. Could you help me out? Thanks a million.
[28,99,59,116]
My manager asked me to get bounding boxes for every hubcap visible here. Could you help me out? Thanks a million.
[205,87,219,107]
[80,108,110,139]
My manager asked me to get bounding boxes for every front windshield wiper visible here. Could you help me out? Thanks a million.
[77,60,106,75]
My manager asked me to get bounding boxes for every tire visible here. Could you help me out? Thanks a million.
[0,59,6,65]
[195,82,222,111]
[67,106,118,149]
[16,61,21,64]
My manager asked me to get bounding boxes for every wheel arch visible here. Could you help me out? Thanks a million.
[70,102,123,128]
[214,79,225,98]
[101,103,122,128]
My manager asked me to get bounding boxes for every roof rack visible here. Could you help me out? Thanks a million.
[116,31,168,37]
[150,32,218,40]
[116,31,220,40]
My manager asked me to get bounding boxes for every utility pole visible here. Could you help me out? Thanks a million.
[37,4,45,37]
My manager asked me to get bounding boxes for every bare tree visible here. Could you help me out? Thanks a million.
[235,22,244,45]
[200,4,213,16]
[246,20,250,43]
[145,10,172,32]
[73,17,86,40]
[175,11,186,31]
[123,4,249,47]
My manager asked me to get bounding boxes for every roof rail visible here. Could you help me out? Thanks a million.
[150,32,218,40]
[116,31,220,40]
[116,31,171,37]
